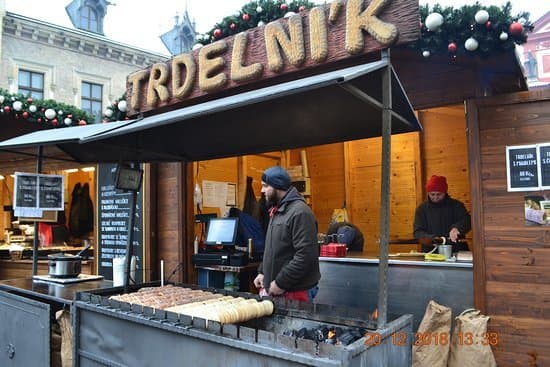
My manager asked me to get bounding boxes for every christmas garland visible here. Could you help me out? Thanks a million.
[411,1,534,59]
[101,94,129,122]
[0,89,95,128]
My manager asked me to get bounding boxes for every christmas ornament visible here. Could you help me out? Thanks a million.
[422,50,430,58]
[474,10,489,24]
[12,101,22,111]
[464,37,479,51]
[509,22,523,35]
[425,12,444,31]
[29,105,37,113]
[299,6,305,12]
[0,95,4,103]
[104,108,113,118]
[242,13,250,22]
[57,110,63,116]
[485,21,491,29]
[280,3,288,11]
[37,118,42,123]
[448,42,457,53]
[79,120,87,126]
[64,117,72,125]
[26,98,33,103]
[118,100,127,112]
[45,108,56,119]
[258,21,265,27]
[499,31,508,41]
[256,6,263,13]
[284,12,296,18]
[230,23,236,30]
[213,28,222,38]
[51,119,58,127]
[22,111,29,119]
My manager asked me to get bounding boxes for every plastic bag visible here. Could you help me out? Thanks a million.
[448,309,497,367]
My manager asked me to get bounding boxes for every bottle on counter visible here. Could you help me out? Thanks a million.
[248,238,253,260]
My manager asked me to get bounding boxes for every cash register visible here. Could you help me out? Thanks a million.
[192,217,248,266]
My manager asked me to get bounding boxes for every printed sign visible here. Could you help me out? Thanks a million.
[506,145,539,191]
[13,173,64,213]
[539,144,550,189]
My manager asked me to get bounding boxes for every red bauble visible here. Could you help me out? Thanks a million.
[67,114,72,118]
[509,22,523,35]
[485,21,492,29]
[41,108,45,112]
[242,13,250,22]
[27,97,33,103]
[298,6,305,12]
[37,118,42,123]
[448,42,457,53]
[3,106,10,113]
[22,111,29,119]
[79,120,87,126]
[213,28,222,38]
[230,23,236,30]
[280,3,288,11]
[51,119,58,127]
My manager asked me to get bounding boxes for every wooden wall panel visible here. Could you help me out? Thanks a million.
[468,89,550,366]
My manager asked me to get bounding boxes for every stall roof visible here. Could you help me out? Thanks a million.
[0,59,421,163]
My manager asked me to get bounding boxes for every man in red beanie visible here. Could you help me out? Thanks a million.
[413,175,471,253]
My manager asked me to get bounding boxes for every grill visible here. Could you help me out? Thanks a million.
[73,283,412,366]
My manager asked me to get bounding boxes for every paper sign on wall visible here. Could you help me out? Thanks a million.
[506,144,550,191]
[13,172,64,215]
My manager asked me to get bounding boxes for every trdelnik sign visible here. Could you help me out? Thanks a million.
[126,0,419,116]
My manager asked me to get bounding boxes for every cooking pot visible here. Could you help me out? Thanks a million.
[47,242,91,278]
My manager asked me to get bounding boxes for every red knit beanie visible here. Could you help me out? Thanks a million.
[426,175,448,193]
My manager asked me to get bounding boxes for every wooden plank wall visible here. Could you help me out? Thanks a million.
[467,89,550,367]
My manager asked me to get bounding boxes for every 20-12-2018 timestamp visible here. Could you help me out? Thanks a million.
[364,331,499,347]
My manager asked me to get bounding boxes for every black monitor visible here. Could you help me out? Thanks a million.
[205,218,239,246]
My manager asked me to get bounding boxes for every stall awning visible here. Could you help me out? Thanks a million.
[0,59,421,163]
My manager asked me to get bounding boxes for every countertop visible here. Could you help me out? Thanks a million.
[320,251,473,268]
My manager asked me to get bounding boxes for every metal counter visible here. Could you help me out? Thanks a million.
[316,255,473,331]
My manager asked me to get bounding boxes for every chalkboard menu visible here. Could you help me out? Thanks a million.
[97,163,144,282]
[506,145,539,191]
[540,144,550,189]
[14,173,64,215]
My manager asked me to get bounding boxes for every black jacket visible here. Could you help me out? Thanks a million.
[258,187,320,292]
[413,195,471,252]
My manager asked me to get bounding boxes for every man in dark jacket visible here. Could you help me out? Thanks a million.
[253,166,320,302]
[413,175,471,253]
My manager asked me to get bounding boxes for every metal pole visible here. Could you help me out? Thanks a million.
[123,163,138,293]
[32,146,43,277]
[377,49,392,329]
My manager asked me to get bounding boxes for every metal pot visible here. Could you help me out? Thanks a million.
[48,253,82,278]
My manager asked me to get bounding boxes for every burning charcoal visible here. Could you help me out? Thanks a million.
[338,332,355,346]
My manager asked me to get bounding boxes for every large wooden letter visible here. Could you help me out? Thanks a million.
[231,32,263,83]
[346,0,398,55]
[172,53,196,99]
[127,70,149,111]
[146,63,170,106]
[199,41,229,93]
[265,14,305,73]
[309,6,328,63]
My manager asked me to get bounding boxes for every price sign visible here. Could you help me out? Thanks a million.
[539,144,550,189]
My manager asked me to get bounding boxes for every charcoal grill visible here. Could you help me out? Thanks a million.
[73,283,412,366]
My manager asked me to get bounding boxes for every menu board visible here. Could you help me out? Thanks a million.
[506,145,539,191]
[97,163,144,282]
[539,144,550,189]
[13,173,64,217]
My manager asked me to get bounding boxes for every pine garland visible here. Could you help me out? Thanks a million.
[0,88,95,128]
[410,1,534,58]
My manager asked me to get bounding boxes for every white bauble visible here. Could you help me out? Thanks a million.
[518,17,526,25]
[44,108,56,119]
[425,12,444,31]
[117,100,127,112]
[104,108,113,118]
[0,95,4,103]
[474,10,489,24]
[192,43,203,50]
[499,32,509,41]
[422,50,430,58]
[64,118,72,126]
[284,12,296,18]
[29,104,37,113]
[57,110,63,116]
[465,37,479,51]
[12,101,23,111]
[256,6,263,13]
[258,21,265,27]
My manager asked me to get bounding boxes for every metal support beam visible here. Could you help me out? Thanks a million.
[32,146,43,276]
[377,49,392,329]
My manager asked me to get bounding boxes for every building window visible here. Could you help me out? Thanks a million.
[81,82,102,122]
[80,6,98,33]
[18,70,44,100]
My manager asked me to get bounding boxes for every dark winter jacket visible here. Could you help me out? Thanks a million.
[413,195,471,252]
[258,187,320,292]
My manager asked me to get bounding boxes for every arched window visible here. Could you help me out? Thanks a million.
[80,6,98,33]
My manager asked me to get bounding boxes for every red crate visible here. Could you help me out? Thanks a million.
[320,243,347,257]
